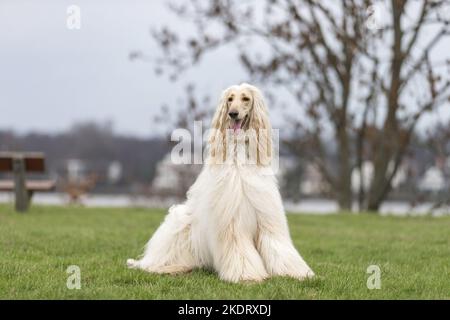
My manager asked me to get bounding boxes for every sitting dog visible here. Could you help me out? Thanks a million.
[127,83,314,282]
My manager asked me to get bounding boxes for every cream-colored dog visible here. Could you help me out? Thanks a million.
[127,83,314,282]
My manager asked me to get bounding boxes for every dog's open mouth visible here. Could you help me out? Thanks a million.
[230,116,247,133]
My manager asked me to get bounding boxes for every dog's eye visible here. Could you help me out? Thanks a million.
[228,97,233,102]
[242,97,250,102]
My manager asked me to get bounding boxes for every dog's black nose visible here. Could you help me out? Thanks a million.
[228,111,239,119]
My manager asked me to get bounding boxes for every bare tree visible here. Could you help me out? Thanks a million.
[142,0,450,211]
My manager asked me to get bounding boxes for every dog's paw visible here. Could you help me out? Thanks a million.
[240,275,267,284]
[126,258,139,269]
[219,268,269,283]
[284,269,315,281]
[220,274,267,284]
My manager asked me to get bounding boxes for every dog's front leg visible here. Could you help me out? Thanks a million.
[212,224,268,283]
[256,205,314,280]
[256,212,315,280]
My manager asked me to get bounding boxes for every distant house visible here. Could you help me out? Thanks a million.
[151,153,183,191]
[66,159,86,183]
[107,161,123,184]
[300,163,328,195]
[151,152,202,198]
[418,166,446,192]
[351,160,408,192]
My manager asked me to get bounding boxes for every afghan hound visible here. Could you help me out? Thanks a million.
[127,83,314,282]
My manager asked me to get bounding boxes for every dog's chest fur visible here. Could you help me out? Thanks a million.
[208,165,258,234]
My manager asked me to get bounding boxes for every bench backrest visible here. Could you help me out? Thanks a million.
[0,152,46,173]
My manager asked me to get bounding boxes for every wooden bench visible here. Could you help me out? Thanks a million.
[0,152,56,212]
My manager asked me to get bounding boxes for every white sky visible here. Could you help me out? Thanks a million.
[0,0,449,138]
[0,0,248,137]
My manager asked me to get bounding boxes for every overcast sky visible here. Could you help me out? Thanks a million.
[0,0,248,138]
[1,0,449,138]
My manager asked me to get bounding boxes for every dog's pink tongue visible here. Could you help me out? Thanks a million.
[233,120,242,132]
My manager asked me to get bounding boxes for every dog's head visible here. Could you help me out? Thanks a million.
[208,83,272,166]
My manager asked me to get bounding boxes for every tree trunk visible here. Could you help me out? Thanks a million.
[366,0,405,212]
[335,110,352,211]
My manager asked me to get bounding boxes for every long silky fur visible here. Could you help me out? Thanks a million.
[127,83,314,282]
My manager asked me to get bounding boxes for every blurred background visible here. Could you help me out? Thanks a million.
[1,0,449,215]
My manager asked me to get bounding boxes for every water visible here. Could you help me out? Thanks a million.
[0,192,448,216]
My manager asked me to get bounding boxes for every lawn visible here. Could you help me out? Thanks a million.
[0,204,449,299]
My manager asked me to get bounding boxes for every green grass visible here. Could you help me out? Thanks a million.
[0,204,449,299]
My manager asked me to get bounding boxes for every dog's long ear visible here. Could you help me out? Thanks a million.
[208,88,230,164]
[248,85,272,166]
